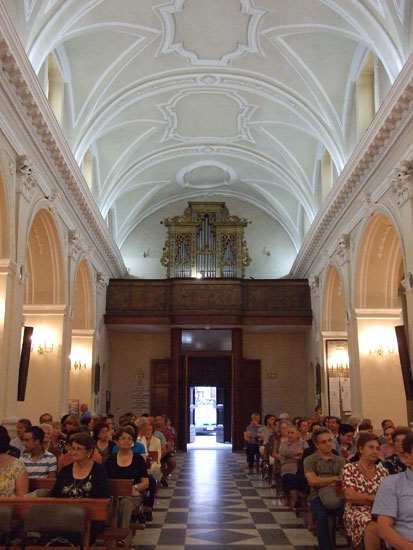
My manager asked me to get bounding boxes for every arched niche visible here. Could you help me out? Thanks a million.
[356,214,403,309]
[18,209,65,421]
[321,264,349,418]
[25,209,64,305]
[322,264,346,332]
[70,259,95,408]
[354,213,407,425]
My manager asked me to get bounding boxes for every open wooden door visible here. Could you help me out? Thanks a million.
[232,358,261,450]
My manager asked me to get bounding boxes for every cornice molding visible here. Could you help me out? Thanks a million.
[0,5,126,277]
[290,51,413,278]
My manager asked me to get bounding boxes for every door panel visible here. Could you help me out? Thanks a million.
[150,359,171,415]
[233,358,261,450]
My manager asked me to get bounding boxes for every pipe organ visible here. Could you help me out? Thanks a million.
[161,202,251,279]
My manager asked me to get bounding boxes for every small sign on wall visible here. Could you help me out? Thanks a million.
[68,398,79,416]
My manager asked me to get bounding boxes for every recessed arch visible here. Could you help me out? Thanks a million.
[25,209,64,305]
[0,166,9,258]
[355,214,404,309]
[322,264,346,332]
[73,259,95,330]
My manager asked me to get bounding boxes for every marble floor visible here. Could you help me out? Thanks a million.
[132,447,342,549]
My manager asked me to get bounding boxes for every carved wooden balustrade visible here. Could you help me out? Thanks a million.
[105,279,312,325]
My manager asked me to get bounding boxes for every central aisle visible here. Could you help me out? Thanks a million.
[133,448,321,549]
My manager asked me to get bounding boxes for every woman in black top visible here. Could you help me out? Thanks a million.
[51,432,110,543]
[105,428,149,528]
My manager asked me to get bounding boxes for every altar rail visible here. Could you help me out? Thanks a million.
[105,278,312,325]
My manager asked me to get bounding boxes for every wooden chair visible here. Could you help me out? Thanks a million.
[0,504,13,550]
[0,497,109,550]
[28,477,55,496]
[102,479,145,549]
[21,503,86,550]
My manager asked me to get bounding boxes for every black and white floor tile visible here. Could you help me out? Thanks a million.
[132,446,343,549]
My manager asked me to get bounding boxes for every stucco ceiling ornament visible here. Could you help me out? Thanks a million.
[16,154,37,201]
[390,160,413,207]
[160,90,257,143]
[155,0,266,66]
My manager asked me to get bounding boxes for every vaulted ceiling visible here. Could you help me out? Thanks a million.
[5,0,412,257]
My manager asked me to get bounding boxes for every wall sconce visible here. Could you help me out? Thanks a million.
[73,361,87,370]
[31,340,53,355]
[369,345,395,357]
[143,249,150,258]
[266,371,276,379]
[135,369,146,380]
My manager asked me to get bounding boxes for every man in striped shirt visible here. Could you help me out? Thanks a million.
[21,426,57,478]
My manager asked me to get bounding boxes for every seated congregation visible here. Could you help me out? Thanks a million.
[0,409,176,548]
[244,409,413,550]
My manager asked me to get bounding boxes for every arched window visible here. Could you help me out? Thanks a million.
[356,52,375,140]
[321,150,332,202]
[46,53,64,124]
[82,149,93,190]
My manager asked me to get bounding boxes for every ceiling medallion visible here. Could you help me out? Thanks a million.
[159,90,257,142]
[155,0,266,66]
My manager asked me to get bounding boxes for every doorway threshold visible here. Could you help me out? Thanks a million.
[188,435,232,450]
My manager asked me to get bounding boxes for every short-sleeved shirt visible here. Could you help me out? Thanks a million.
[0,459,26,496]
[304,452,345,500]
[154,430,166,447]
[245,425,260,445]
[21,450,57,478]
[105,453,148,485]
[372,468,413,542]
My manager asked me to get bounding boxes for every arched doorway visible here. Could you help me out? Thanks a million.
[321,264,349,419]
[354,213,407,425]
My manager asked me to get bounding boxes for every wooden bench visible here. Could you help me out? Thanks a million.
[0,497,109,550]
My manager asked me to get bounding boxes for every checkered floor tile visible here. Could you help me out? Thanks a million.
[131,446,348,549]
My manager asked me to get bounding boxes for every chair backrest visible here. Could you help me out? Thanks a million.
[109,478,133,497]
[28,478,55,492]
[0,504,13,532]
[24,503,87,534]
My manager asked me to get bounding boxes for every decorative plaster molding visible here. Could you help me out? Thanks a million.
[155,0,266,66]
[336,233,350,265]
[290,53,413,278]
[16,154,37,201]
[68,229,85,260]
[361,192,374,217]
[309,275,319,295]
[390,159,413,207]
[0,17,125,277]
[159,89,257,143]
[96,271,109,293]
[401,272,413,294]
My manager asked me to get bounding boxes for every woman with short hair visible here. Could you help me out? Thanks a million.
[342,433,388,550]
